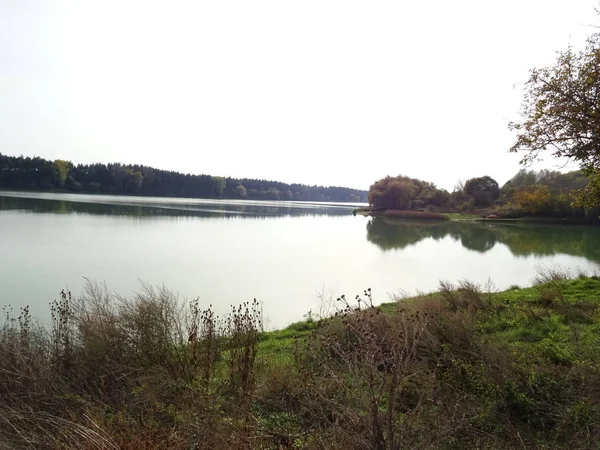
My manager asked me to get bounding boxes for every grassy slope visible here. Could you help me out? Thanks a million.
[3,277,600,448]
[356,209,597,224]
[479,278,600,365]
[260,277,600,364]
[254,276,600,447]
[258,277,600,381]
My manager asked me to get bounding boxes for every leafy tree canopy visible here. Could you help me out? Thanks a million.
[509,31,600,171]
[463,176,500,207]
[368,175,449,211]
[509,16,600,208]
[464,176,499,196]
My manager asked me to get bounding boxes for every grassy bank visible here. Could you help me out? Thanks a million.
[355,208,449,220]
[356,208,599,225]
[3,272,600,449]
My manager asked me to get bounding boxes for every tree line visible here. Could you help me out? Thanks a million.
[0,154,367,203]
[368,169,596,218]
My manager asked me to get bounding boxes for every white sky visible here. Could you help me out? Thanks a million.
[0,1,597,191]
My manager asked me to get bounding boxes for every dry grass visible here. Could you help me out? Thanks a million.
[0,280,265,449]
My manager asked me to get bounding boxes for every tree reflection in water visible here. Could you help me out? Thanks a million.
[366,217,600,263]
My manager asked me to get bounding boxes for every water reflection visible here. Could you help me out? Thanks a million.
[366,217,600,262]
[0,192,353,218]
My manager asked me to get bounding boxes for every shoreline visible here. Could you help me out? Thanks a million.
[4,275,600,448]
[355,208,598,225]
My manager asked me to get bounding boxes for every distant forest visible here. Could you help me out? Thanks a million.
[0,154,367,203]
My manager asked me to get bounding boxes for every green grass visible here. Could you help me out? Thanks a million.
[443,211,482,220]
[361,209,449,220]
[258,277,600,383]
[476,278,600,366]
[257,319,318,364]
[265,277,600,358]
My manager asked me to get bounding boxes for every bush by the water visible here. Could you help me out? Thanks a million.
[2,272,600,449]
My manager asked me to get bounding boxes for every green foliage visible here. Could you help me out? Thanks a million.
[503,169,538,189]
[212,176,226,197]
[0,153,368,202]
[366,170,590,218]
[381,210,448,220]
[572,171,600,216]
[52,159,71,188]
[498,168,590,217]
[463,175,500,207]
[235,184,247,198]
[368,175,449,211]
[513,184,552,214]
[124,170,143,193]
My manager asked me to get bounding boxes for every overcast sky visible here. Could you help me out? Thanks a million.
[0,1,597,191]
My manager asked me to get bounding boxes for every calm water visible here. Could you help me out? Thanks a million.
[1,191,600,328]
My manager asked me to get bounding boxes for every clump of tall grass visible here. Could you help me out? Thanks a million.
[0,280,265,449]
[532,264,572,305]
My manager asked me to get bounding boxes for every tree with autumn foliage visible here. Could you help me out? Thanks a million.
[513,185,552,215]
[497,169,588,217]
[509,16,600,210]
[52,160,71,188]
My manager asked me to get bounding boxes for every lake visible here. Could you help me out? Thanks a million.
[1,190,599,329]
